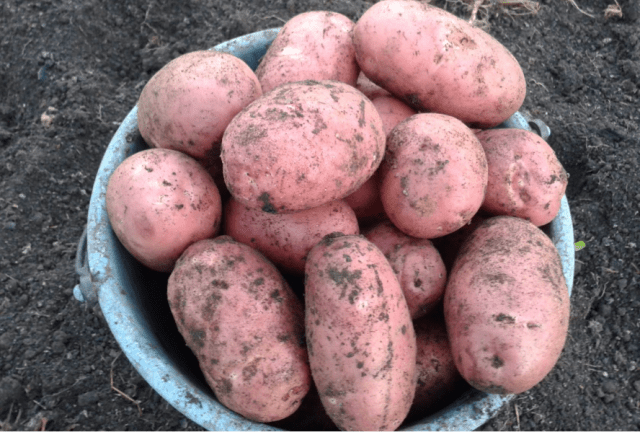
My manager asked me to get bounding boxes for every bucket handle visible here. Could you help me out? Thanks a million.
[74,227,98,308]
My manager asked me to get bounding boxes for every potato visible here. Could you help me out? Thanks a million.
[304,234,416,431]
[380,113,488,239]
[167,236,311,422]
[432,211,488,271]
[269,384,338,431]
[137,50,262,193]
[388,240,447,319]
[444,216,570,394]
[105,148,222,273]
[371,96,417,136]
[476,128,569,226]
[343,169,384,220]
[256,11,359,94]
[353,0,526,128]
[355,71,391,100]
[363,219,411,257]
[223,198,359,274]
[221,80,385,213]
[407,311,464,421]
[138,50,262,159]
[365,221,446,319]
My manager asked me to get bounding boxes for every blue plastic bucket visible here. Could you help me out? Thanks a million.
[76,29,575,431]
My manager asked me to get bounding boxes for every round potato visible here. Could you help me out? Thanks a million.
[223,198,359,274]
[105,148,222,273]
[305,234,416,431]
[476,128,569,226]
[221,80,385,213]
[256,11,359,94]
[353,0,526,128]
[444,216,570,394]
[380,113,488,239]
[343,169,385,220]
[356,71,391,100]
[137,49,262,190]
[366,221,446,319]
[363,219,411,258]
[371,96,417,136]
[167,236,311,422]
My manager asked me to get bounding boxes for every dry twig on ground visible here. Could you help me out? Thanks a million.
[604,0,623,19]
[563,0,595,17]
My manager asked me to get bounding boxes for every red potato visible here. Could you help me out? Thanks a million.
[380,113,488,239]
[105,148,221,273]
[432,211,488,271]
[388,240,447,319]
[305,234,416,431]
[371,96,417,136]
[355,71,391,100]
[137,50,262,159]
[221,80,385,214]
[167,236,311,422]
[407,312,464,421]
[353,0,526,128]
[137,50,262,193]
[365,221,446,319]
[223,198,359,274]
[343,169,384,220]
[476,128,569,226]
[256,11,359,94]
[444,216,570,394]
[363,219,411,257]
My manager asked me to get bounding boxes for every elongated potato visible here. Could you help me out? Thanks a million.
[444,216,570,394]
[222,80,385,213]
[353,0,526,128]
[305,234,416,431]
[256,11,359,94]
[167,236,311,422]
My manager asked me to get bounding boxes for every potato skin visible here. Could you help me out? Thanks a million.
[476,128,569,226]
[353,0,526,128]
[221,80,385,213]
[105,148,221,272]
[167,236,311,422]
[444,216,570,394]
[137,50,262,160]
[305,234,416,431]
[256,11,359,94]
[366,221,446,319]
[343,169,385,220]
[407,312,464,421]
[223,198,359,274]
[356,71,391,100]
[371,96,417,136]
[380,113,488,239]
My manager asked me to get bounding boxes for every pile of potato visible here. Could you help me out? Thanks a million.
[105,1,570,430]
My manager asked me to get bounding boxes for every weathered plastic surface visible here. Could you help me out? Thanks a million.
[78,29,575,431]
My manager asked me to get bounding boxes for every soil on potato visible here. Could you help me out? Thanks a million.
[1,0,639,430]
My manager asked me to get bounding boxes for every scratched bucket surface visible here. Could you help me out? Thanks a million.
[83,28,575,431]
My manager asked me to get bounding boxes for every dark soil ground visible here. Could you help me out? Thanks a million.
[1,0,639,430]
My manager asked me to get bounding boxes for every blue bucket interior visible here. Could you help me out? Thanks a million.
[85,29,575,431]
